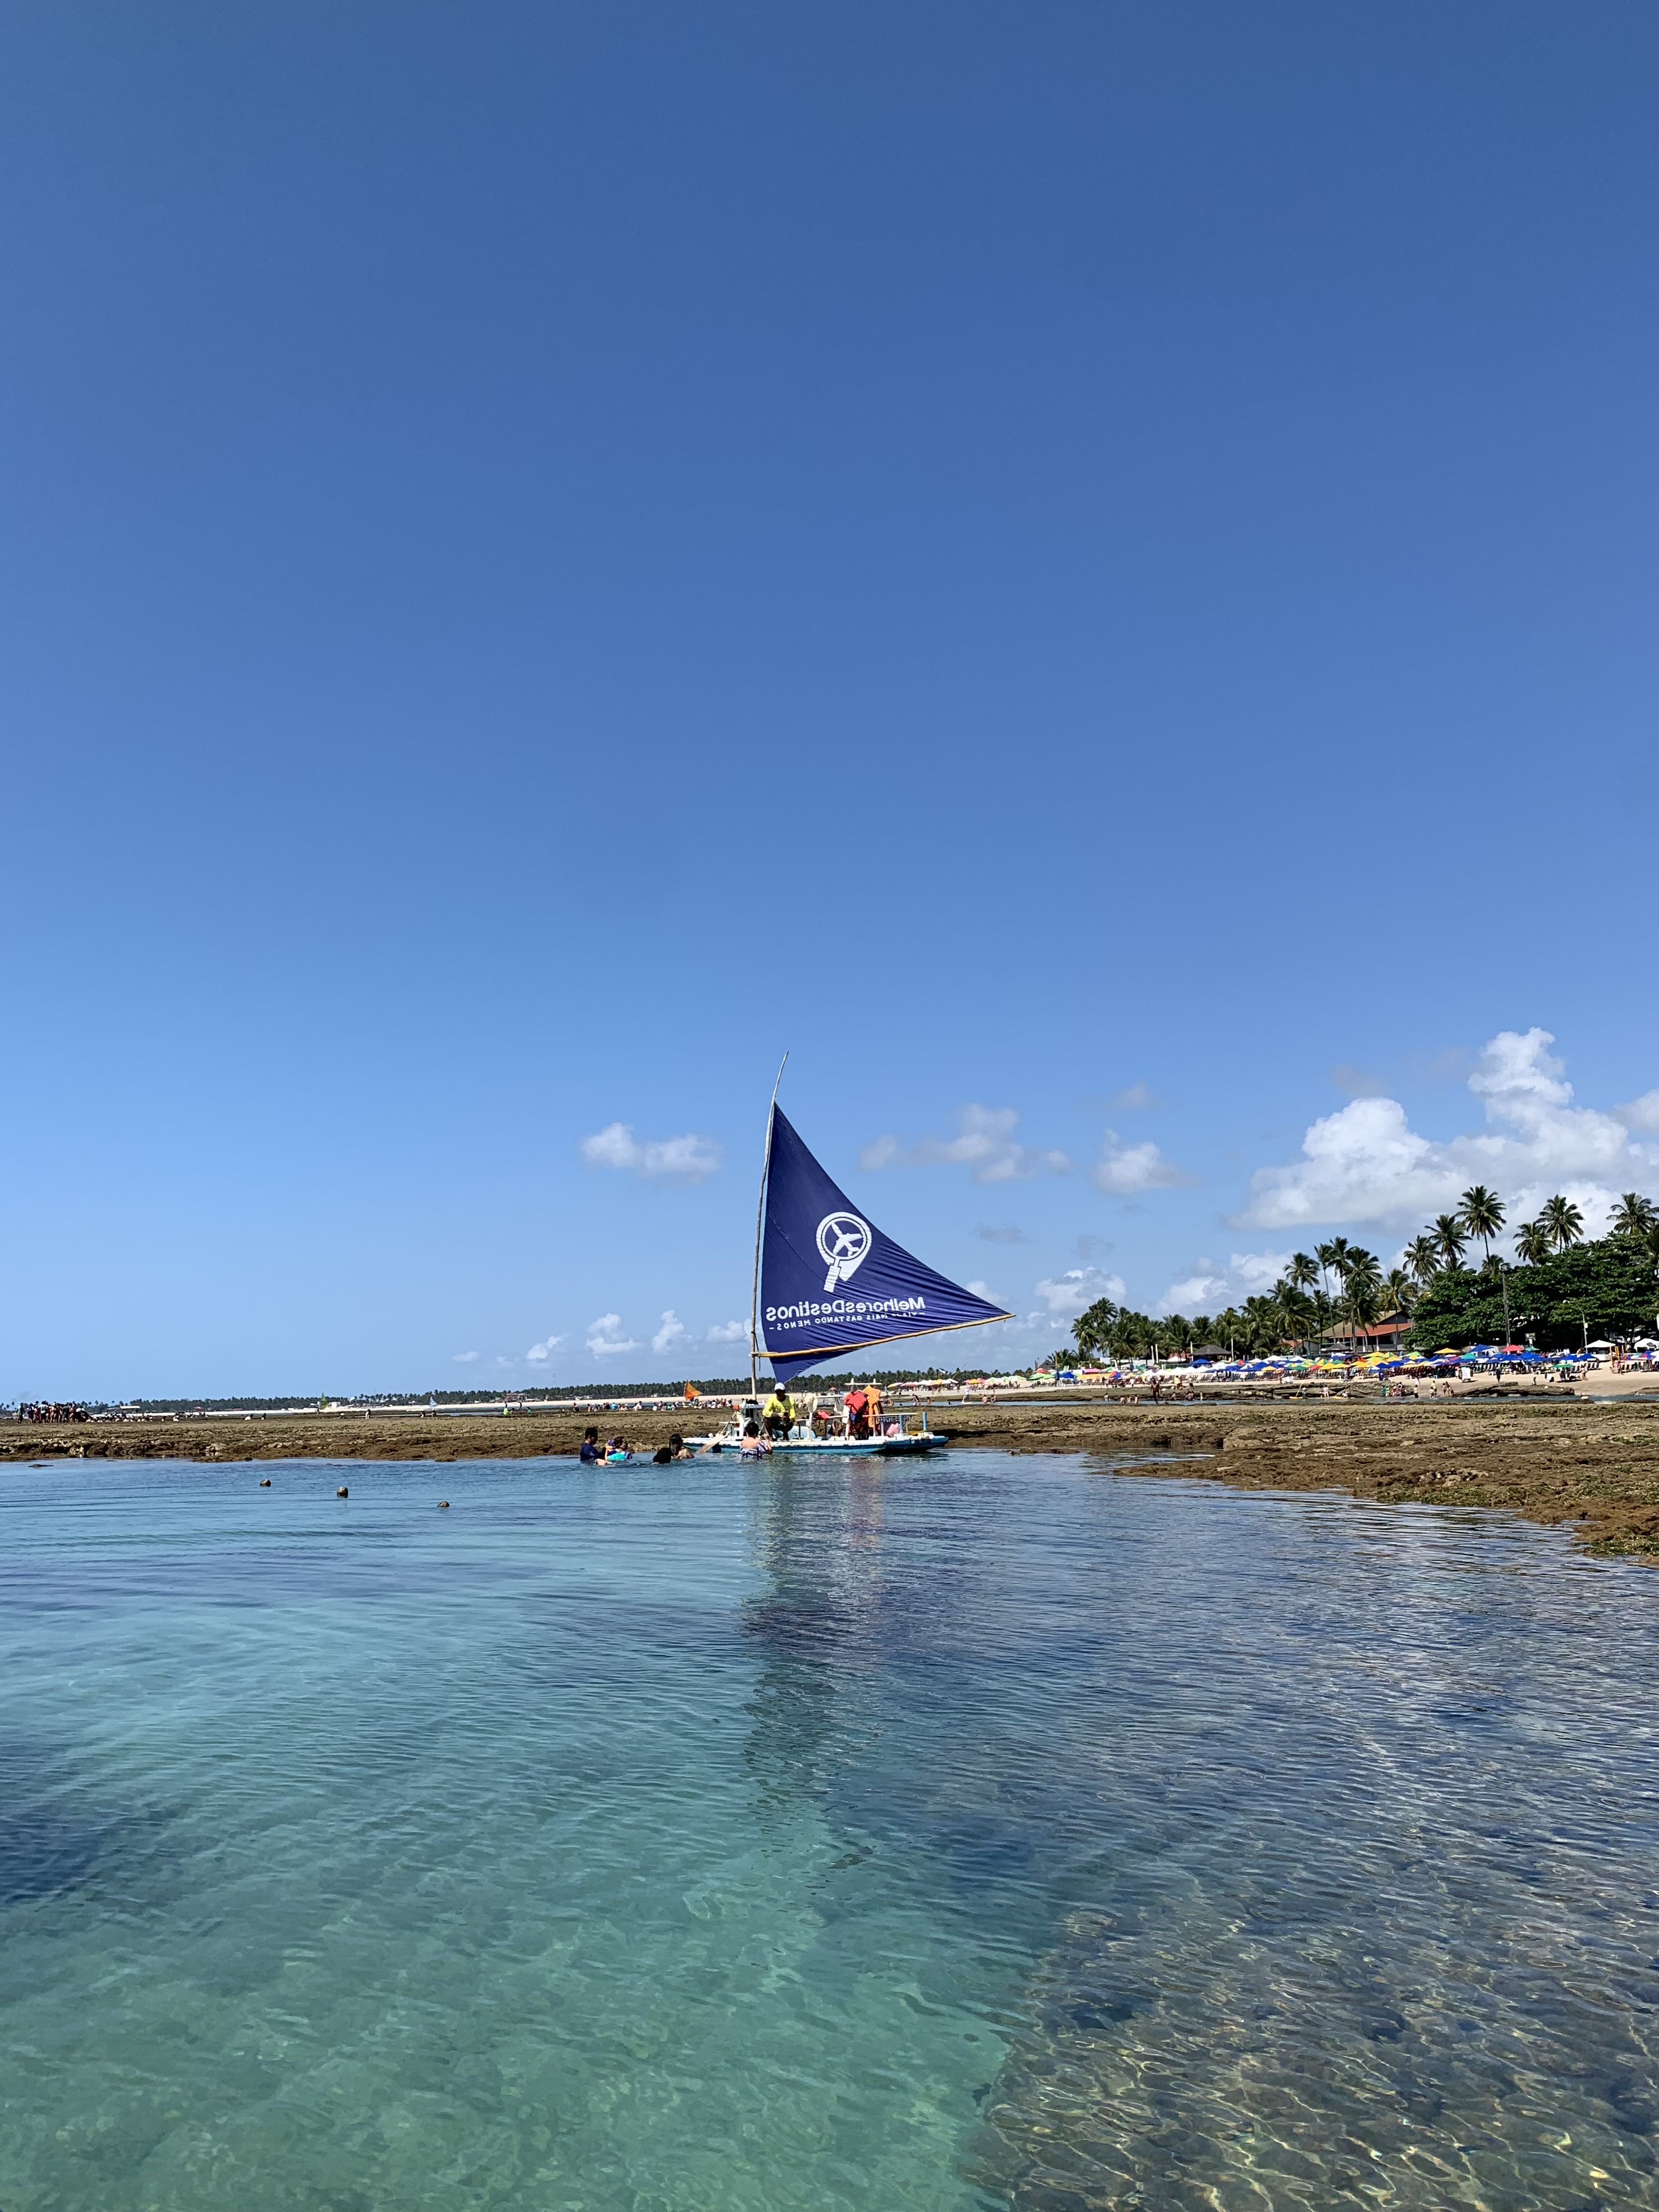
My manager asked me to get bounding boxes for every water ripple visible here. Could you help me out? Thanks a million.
[2,1452,1656,2210]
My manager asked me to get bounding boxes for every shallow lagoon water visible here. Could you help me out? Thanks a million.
[3,1451,1657,2211]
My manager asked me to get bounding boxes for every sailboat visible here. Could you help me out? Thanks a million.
[692,1066,1013,1455]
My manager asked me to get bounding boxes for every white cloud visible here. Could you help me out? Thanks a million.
[1161,1270,1229,1311]
[1155,1249,1292,1314]
[704,1319,749,1345]
[579,1124,724,1185]
[525,1334,565,1364]
[1616,1090,1659,1136]
[1234,1095,1453,1228]
[1233,1248,1294,1293]
[1235,1029,1657,1232]
[585,1313,642,1358]
[453,1351,479,1363]
[651,1310,687,1357]
[966,1278,995,1300]
[1031,1266,1128,1319]
[1091,1130,1193,1195]
[1111,1081,1160,1110]
[860,1104,1069,1184]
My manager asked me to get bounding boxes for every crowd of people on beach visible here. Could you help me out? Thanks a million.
[17,1402,89,1424]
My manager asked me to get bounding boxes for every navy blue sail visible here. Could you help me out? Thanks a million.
[759,1107,1012,1383]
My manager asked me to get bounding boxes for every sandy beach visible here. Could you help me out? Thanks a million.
[8,1398,1658,1558]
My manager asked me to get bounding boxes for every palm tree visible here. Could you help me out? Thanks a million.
[1433,1214,1468,1271]
[1280,1253,1321,1346]
[1403,1233,1441,1283]
[1611,1192,1658,1239]
[1513,1217,1552,1265]
[1342,1248,1383,1346]
[1382,1267,1415,1314]
[1073,1297,1120,1364]
[1457,1184,1506,1266]
[1242,1294,1283,1353]
[1319,1237,1355,1324]
[1541,1193,1585,1252]
[1288,1252,1319,1298]
[1273,1280,1318,1350]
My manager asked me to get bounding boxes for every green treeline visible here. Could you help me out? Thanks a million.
[1056,1188,1659,1363]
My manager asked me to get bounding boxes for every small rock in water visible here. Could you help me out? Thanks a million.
[336,1485,349,1498]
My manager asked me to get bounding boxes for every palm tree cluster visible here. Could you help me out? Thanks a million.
[1063,1185,1659,1367]
[1070,1240,1400,1365]
[1401,1187,1659,1283]
[1399,1186,1659,1350]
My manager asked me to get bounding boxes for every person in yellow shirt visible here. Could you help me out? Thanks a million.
[761,1387,795,1441]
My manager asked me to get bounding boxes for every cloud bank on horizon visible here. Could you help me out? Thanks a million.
[1234,1029,1657,1239]
[496,1029,1656,1375]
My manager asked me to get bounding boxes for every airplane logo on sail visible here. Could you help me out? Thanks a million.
[816,1211,872,1292]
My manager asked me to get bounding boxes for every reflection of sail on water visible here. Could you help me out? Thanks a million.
[740,1465,888,1814]
[754,1104,1011,1386]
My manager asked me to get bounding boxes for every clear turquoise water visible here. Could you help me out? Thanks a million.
[4,1451,1657,2212]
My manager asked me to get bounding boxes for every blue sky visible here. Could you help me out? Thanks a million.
[4,2,1656,1398]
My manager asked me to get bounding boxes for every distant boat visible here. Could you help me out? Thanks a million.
[691,1063,1012,1455]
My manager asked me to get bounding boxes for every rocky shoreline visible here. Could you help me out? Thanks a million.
[7,1399,1658,1558]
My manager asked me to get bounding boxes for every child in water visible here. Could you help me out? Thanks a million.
[738,1420,771,1459]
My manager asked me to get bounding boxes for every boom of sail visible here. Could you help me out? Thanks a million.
[756,1105,1012,1384]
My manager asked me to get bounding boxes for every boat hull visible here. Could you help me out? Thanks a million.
[690,1432,946,1457]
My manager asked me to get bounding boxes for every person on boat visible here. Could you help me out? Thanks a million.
[810,1400,833,1438]
[865,1380,884,1435]
[651,1433,690,1464]
[844,1385,871,1439]
[738,1420,771,1459]
[579,1426,603,1463]
[761,1387,794,1441]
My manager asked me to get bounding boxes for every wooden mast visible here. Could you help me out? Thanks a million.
[749,1052,788,1398]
